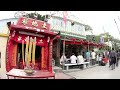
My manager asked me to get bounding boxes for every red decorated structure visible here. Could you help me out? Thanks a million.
[6,17,57,72]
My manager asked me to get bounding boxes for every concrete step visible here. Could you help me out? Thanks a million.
[53,66,63,73]
[55,72,76,79]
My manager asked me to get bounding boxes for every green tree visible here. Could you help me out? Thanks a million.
[25,12,49,21]
[98,32,120,50]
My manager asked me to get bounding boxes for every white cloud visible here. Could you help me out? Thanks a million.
[72,11,120,39]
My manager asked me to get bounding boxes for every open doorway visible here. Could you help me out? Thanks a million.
[17,43,42,69]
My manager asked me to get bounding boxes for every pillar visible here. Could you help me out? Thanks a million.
[48,40,53,73]
[55,39,60,66]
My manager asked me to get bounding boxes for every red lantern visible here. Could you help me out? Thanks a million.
[94,43,97,46]
[72,38,76,44]
[96,44,99,47]
[79,39,83,44]
[56,35,60,39]
[89,42,93,45]
[72,38,76,41]
[86,40,89,45]
[92,42,95,46]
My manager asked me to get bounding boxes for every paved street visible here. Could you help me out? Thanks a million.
[1,64,120,79]
[65,64,120,79]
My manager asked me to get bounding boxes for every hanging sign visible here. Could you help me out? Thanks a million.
[100,36,104,44]
[16,17,50,31]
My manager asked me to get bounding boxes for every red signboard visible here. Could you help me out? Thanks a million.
[11,33,45,46]
[16,17,50,31]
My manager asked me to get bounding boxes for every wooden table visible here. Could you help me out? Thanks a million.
[6,68,55,79]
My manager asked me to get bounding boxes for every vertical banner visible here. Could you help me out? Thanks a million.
[22,40,25,65]
[41,47,45,69]
[25,36,29,66]
[49,40,53,72]
[28,37,33,64]
[11,42,18,67]
[45,44,48,69]
[32,37,36,65]
[100,36,104,44]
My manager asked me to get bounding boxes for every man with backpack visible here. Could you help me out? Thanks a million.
[116,49,120,67]
[109,48,117,70]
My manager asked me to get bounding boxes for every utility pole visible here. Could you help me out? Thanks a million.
[113,19,120,50]
[103,26,106,34]
[114,19,120,36]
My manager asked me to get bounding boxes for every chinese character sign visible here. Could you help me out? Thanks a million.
[16,17,50,31]
[100,36,104,44]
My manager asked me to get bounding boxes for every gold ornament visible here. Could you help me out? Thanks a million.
[22,19,28,25]
[41,22,47,29]
[18,36,22,41]
[32,21,38,27]
[38,39,43,43]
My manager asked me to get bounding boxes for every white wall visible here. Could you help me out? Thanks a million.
[0,36,8,78]
[0,18,17,78]
[48,17,86,39]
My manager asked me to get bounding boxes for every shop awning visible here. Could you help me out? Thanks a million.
[10,24,57,38]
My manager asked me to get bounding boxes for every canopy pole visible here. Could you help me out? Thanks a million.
[62,25,66,70]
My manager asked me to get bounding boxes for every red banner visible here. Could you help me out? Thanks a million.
[16,17,50,31]
[11,42,17,67]
[11,33,45,46]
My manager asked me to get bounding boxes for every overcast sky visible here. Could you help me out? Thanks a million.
[0,11,120,40]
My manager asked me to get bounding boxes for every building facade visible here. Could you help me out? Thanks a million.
[48,16,86,39]
[47,16,87,66]
[0,18,18,74]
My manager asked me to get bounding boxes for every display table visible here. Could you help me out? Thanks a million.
[6,68,55,79]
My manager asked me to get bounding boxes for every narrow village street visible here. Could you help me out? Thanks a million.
[65,64,120,79]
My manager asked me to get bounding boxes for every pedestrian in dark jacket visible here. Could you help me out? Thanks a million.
[109,48,117,70]
[116,49,120,67]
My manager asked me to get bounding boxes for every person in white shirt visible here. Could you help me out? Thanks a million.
[96,53,99,64]
[70,53,77,64]
[77,53,84,64]
[60,53,66,65]
[91,50,96,65]
[98,53,102,66]
[77,53,84,69]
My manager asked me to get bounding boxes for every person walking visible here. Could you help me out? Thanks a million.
[109,48,117,70]
[86,50,91,62]
[116,50,120,67]
[85,50,91,67]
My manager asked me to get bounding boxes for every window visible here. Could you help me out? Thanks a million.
[61,20,63,27]
[52,19,55,27]
[78,25,81,34]
[78,25,80,31]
